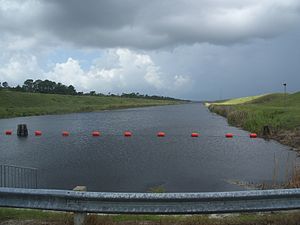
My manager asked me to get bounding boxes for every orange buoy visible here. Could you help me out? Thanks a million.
[35,130,42,136]
[250,133,257,138]
[124,131,132,137]
[157,132,165,137]
[191,132,200,137]
[225,133,233,138]
[92,131,101,137]
[62,131,70,136]
[5,130,12,135]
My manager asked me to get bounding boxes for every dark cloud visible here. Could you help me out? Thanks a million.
[43,0,142,29]
[47,0,300,48]
[2,0,299,49]
[150,29,300,100]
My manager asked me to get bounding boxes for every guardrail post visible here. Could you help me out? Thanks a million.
[73,186,87,225]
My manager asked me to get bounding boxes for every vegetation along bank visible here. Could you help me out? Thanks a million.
[0,90,183,119]
[0,79,186,119]
[206,92,300,150]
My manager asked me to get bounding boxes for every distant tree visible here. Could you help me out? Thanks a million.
[2,81,8,88]
[9,78,179,101]
[54,82,65,94]
[23,79,34,92]
[6,78,80,95]
[14,85,23,92]
[41,80,56,93]
[33,79,42,92]
[67,85,76,95]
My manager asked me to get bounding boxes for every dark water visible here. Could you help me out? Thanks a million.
[0,103,298,192]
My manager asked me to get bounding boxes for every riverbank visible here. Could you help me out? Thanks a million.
[2,208,300,225]
[0,90,182,119]
[207,92,300,150]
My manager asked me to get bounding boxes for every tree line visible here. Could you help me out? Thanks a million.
[0,79,180,101]
[0,79,76,95]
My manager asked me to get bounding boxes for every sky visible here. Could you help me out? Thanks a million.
[0,0,300,100]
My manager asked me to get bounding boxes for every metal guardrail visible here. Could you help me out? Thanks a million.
[1,187,300,214]
[0,165,37,189]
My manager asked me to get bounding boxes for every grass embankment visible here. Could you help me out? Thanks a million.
[207,92,300,150]
[2,208,300,225]
[0,90,181,119]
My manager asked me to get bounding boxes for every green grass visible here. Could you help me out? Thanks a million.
[208,92,300,134]
[0,90,181,118]
[0,208,69,221]
[213,94,266,105]
[2,208,300,225]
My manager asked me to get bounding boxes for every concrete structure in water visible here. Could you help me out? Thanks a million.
[17,124,28,137]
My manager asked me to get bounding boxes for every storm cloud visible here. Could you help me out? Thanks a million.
[0,0,300,99]
[2,0,300,49]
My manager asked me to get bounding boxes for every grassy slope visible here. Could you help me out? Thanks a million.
[2,208,300,225]
[208,92,300,149]
[212,94,266,105]
[0,90,180,118]
[209,92,300,131]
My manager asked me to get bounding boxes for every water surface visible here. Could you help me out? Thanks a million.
[0,103,297,192]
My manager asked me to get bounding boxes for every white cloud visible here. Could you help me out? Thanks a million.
[0,53,42,86]
[46,58,88,88]
[0,48,192,95]
[80,49,191,93]
[174,75,190,88]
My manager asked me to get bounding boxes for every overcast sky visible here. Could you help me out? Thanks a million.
[0,0,299,100]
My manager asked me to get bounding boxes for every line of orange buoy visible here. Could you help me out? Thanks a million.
[3,130,258,138]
